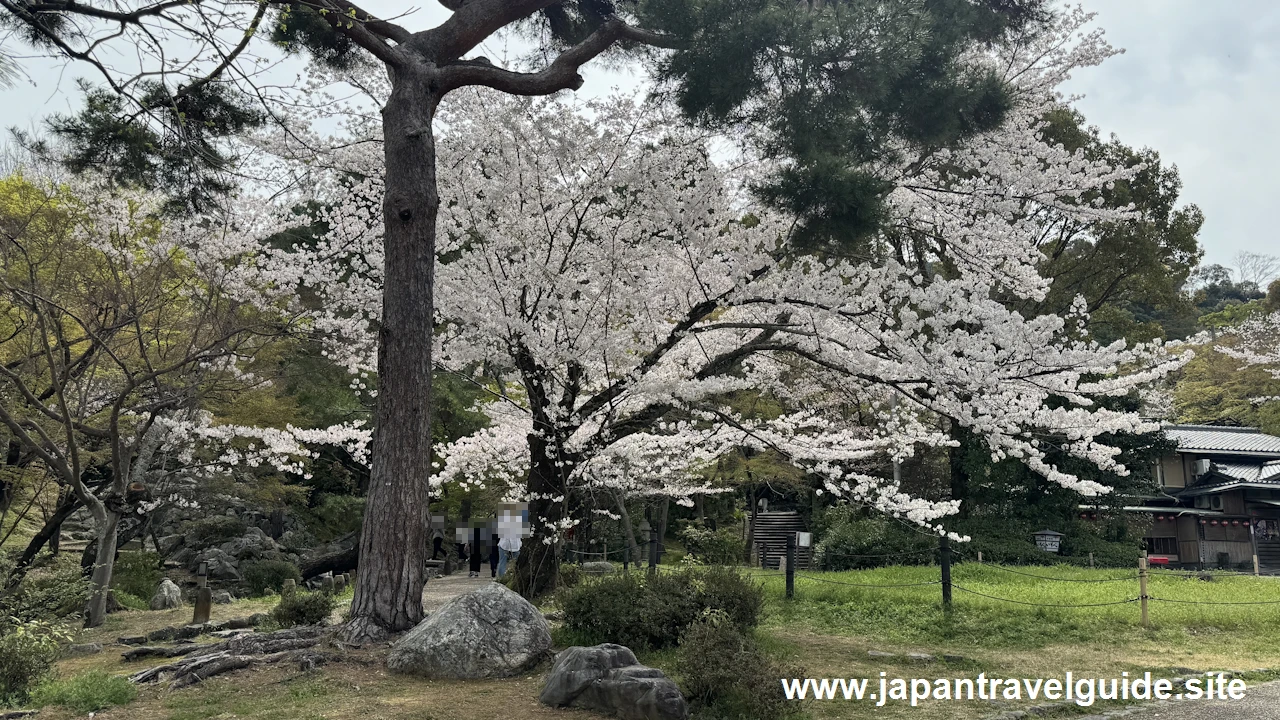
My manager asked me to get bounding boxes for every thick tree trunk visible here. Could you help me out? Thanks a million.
[512,437,563,598]
[344,73,439,642]
[84,509,120,628]
[613,491,640,566]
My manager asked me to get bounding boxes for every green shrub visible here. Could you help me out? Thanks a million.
[113,591,149,612]
[243,560,302,597]
[557,563,581,588]
[271,591,337,627]
[30,670,136,713]
[558,567,763,650]
[183,516,248,547]
[812,508,935,571]
[0,618,70,707]
[111,551,162,601]
[0,553,90,623]
[677,615,803,720]
[678,522,745,566]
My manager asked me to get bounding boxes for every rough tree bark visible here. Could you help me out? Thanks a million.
[343,69,439,642]
[510,433,564,597]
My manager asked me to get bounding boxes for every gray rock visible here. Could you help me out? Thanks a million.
[64,643,102,656]
[150,578,183,610]
[540,644,688,720]
[906,652,935,662]
[212,590,234,605]
[387,582,551,679]
[580,561,616,575]
[192,548,241,581]
[218,527,282,562]
[867,650,895,658]
[118,635,148,646]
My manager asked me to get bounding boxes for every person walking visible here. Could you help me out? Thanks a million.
[498,532,521,577]
[489,536,500,578]
[468,527,483,578]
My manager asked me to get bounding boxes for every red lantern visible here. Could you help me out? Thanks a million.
[1200,519,1208,525]
[1080,512,1088,519]
[1233,520,1241,526]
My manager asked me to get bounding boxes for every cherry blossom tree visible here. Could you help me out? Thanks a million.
[2,0,1053,638]
[1218,310,1280,407]
[0,174,367,625]
[239,7,1191,596]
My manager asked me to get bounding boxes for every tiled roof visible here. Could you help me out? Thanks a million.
[1213,460,1280,483]
[1165,425,1280,455]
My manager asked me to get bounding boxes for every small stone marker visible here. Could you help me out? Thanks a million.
[282,578,296,596]
[192,561,213,625]
[319,574,334,593]
[334,574,347,593]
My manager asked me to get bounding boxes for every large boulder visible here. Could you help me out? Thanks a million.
[149,578,183,610]
[192,548,241,581]
[218,527,282,562]
[540,644,688,720]
[580,561,615,575]
[387,582,551,679]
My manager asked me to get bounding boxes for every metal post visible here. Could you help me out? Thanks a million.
[1139,555,1149,628]
[977,551,982,564]
[785,534,796,599]
[648,528,658,573]
[1255,554,1261,577]
[940,536,952,610]
[1089,552,1095,569]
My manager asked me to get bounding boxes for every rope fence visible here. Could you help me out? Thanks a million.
[753,534,1280,619]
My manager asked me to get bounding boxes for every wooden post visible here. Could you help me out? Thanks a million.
[1089,552,1095,569]
[785,534,796,599]
[192,562,212,625]
[976,551,982,564]
[1138,556,1149,629]
[648,528,658,574]
[940,536,952,611]
[1254,554,1261,576]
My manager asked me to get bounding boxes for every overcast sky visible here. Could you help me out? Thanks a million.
[2,2,1275,269]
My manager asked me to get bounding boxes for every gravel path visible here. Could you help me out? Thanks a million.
[1127,678,1280,720]
[421,571,499,612]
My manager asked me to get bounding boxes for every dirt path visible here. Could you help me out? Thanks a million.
[1129,679,1280,720]
[421,571,499,611]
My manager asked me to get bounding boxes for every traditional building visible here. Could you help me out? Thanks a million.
[1130,425,1280,570]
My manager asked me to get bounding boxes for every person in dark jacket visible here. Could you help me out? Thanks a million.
[469,527,483,578]
[489,535,501,577]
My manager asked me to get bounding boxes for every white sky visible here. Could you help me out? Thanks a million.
[2,1,1275,268]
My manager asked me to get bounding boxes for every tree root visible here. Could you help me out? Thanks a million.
[336,615,391,646]
[129,628,327,686]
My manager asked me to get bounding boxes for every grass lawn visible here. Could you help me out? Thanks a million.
[24,563,1280,719]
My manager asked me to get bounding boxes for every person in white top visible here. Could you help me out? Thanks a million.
[497,533,521,577]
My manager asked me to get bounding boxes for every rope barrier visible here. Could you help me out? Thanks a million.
[950,584,1139,608]
[794,573,942,589]
[960,563,1139,583]
[815,547,937,560]
[1148,595,1280,606]
[565,547,629,557]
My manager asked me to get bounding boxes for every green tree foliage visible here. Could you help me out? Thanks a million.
[1174,344,1280,435]
[1029,108,1203,344]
